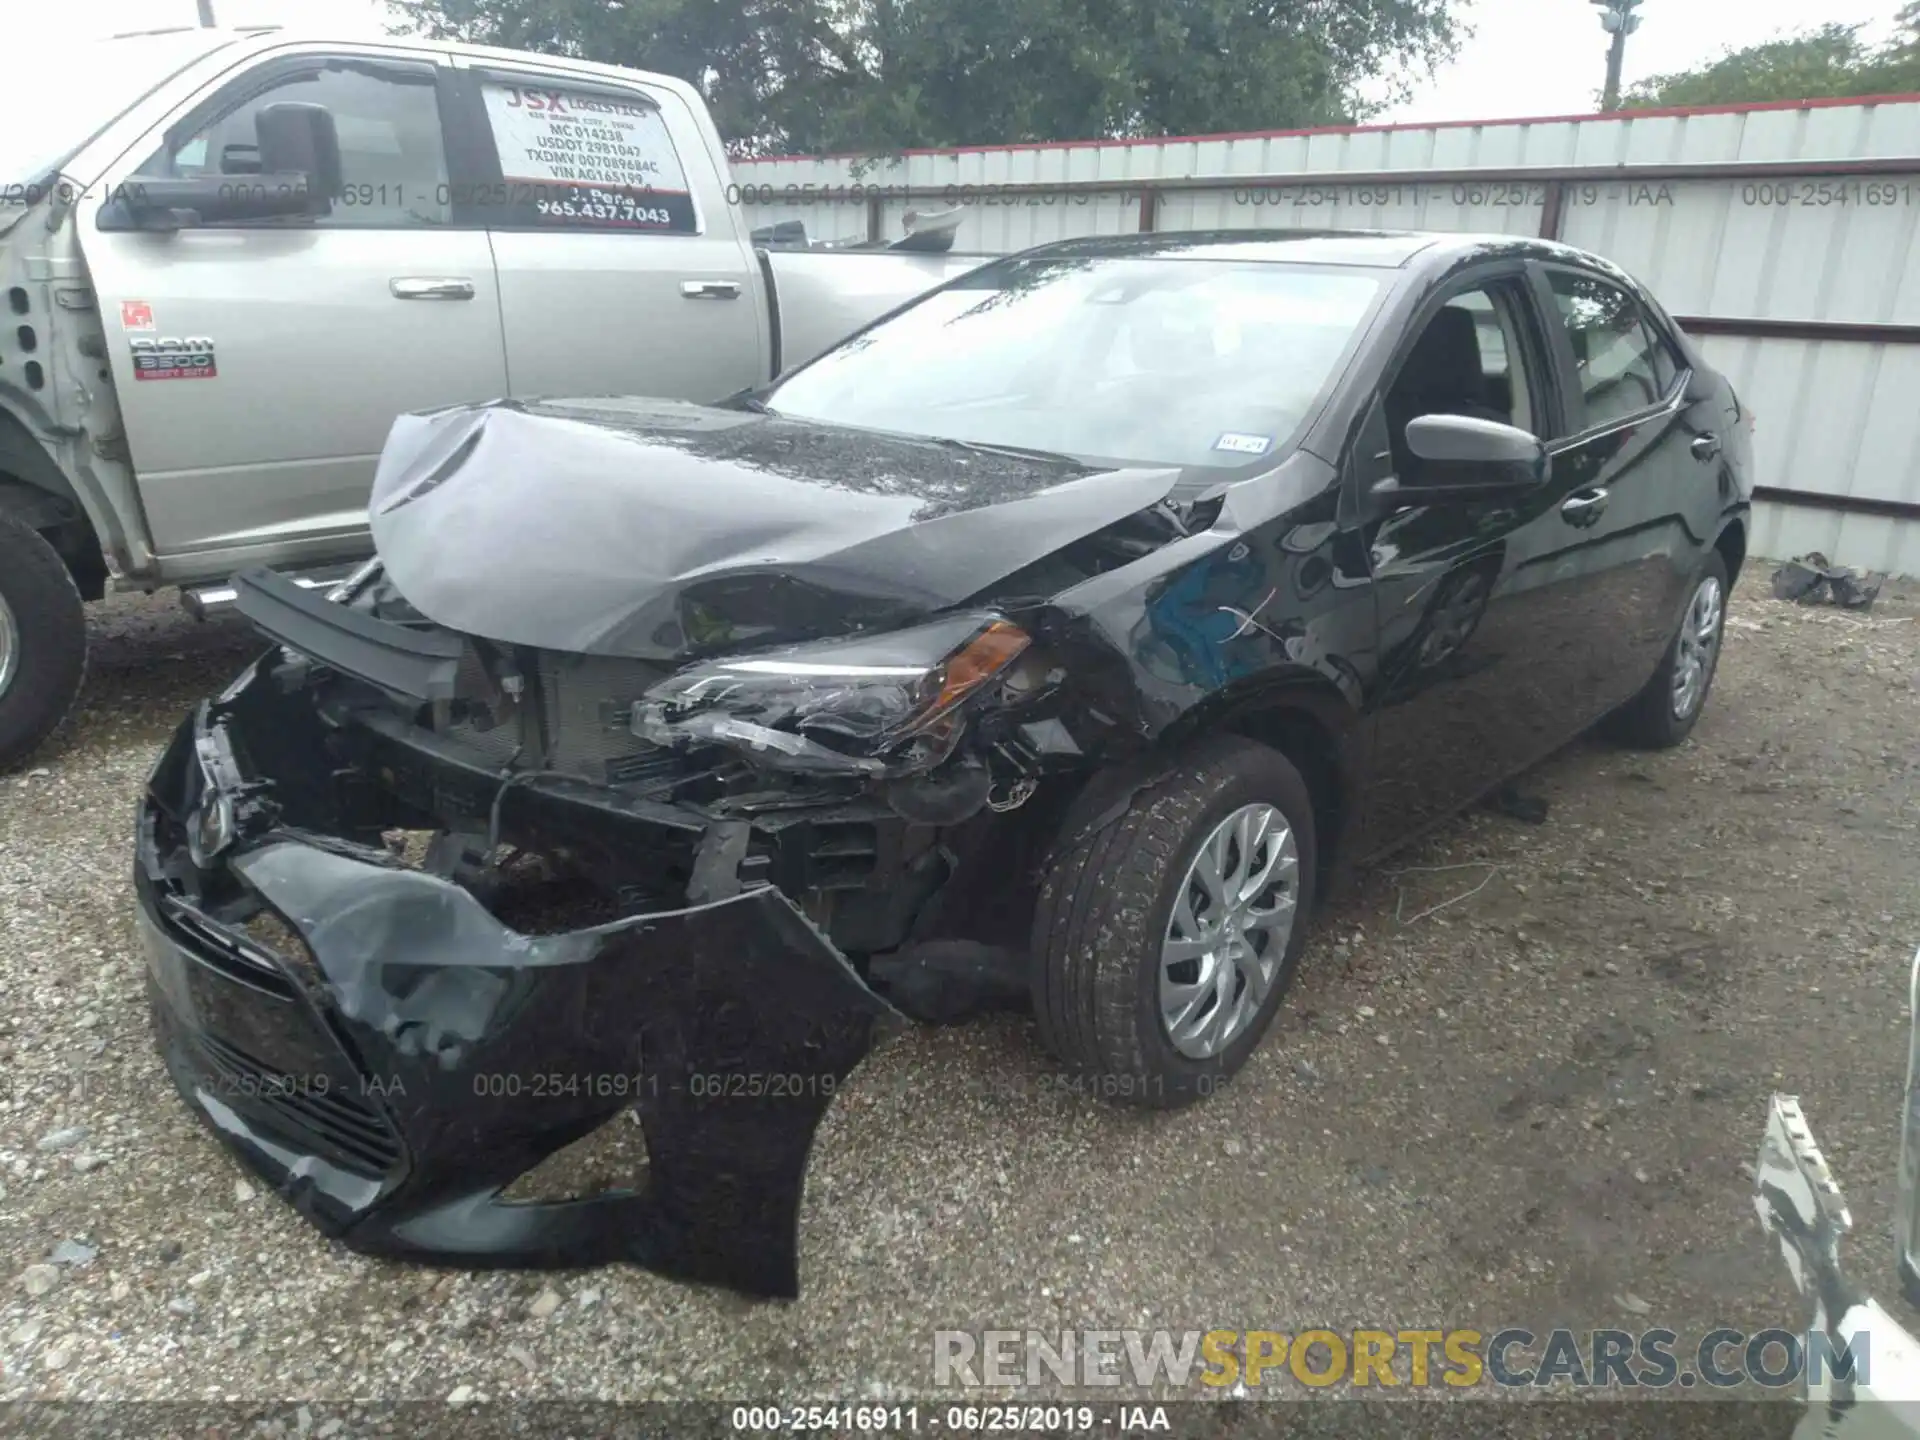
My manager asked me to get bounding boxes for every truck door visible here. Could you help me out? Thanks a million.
[449,60,766,403]
[79,47,508,563]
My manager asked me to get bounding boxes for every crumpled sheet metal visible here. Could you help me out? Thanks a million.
[213,839,905,1296]
[1771,552,1884,611]
[367,398,1182,661]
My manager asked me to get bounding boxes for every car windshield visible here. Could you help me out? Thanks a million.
[764,255,1386,470]
[0,32,231,194]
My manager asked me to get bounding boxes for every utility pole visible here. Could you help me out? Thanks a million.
[1591,0,1643,111]
[196,0,217,26]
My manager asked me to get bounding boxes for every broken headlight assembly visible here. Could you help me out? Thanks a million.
[184,727,239,868]
[631,612,1032,776]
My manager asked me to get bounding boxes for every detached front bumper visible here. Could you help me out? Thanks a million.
[138,686,902,1298]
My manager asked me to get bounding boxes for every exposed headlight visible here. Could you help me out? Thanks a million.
[632,612,1031,775]
[185,732,236,867]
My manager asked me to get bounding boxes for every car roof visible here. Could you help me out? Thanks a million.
[1012,229,1569,271]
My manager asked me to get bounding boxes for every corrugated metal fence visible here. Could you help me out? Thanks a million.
[735,95,1920,576]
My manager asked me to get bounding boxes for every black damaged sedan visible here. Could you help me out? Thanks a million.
[138,230,1753,1295]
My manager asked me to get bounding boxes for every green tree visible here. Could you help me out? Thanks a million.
[1623,3,1920,109]
[1880,0,1920,91]
[389,0,1466,155]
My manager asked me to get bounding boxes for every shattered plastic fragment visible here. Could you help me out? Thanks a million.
[1771,553,1883,611]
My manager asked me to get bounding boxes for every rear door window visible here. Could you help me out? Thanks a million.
[475,80,698,233]
[1546,269,1678,430]
[1646,320,1681,394]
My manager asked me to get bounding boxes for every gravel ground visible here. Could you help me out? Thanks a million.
[0,571,1916,1413]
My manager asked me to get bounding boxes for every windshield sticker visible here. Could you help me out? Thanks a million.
[1213,432,1273,456]
[131,336,215,382]
[120,300,155,332]
[481,84,697,233]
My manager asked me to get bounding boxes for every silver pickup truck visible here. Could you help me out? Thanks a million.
[0,26,981,768]
[1757,946,1920,1430]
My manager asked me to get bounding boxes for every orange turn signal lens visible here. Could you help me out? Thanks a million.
[916,620,1031,728]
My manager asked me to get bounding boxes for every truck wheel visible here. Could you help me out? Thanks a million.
[1030,736,1317,1110]
[0,510,86,771]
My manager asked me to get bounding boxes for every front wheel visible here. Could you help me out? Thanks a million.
[0,511,87,771]
[1030,736,1317,1109]
[1605,551,1729,750]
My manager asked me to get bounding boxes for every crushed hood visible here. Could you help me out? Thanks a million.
[367,398,1184,660]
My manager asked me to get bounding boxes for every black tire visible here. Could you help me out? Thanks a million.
[1030,735,1317,1110]
[1604,550,1730,751]
[0,510,87,772]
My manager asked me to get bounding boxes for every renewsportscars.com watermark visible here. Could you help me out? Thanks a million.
[933,1328,1868,1391]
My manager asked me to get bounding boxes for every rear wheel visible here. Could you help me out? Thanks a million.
[0,511,87,771]
[1605,551,1728,750]
[1030,736,1317,1109]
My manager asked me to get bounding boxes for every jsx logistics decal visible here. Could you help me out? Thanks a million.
[932,1327,1870,1390]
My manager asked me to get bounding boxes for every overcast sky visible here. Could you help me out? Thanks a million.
[19,0,1914,130]
[1385,0,1905,122]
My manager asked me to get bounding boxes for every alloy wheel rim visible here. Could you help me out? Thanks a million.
[1671,575,1723,720]
[0,590,18,701]
[1159,802,1300,1060]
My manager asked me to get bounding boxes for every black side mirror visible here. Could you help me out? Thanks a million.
[96,104,340,234]
[1406,413,1546,470]
[1372,414,1549,510]
[256,102,343,202]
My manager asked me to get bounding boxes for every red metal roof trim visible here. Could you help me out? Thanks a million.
[734,91,1920,166]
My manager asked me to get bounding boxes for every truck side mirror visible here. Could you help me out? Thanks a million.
[256,102,343,206]
[96,103,340,234]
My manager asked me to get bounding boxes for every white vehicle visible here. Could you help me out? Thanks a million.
[1757,945,1920,1434]
[0,26,981,767]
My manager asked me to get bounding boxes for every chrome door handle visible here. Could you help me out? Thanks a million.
[390,277,476,301]
[1561,487,1610,527]
[680,280,742,300]
[1691,433,1723,462]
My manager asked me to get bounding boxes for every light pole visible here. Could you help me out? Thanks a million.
[197,0,217,25]
[1591,0,1643,111]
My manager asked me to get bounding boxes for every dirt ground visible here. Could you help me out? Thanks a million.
[0,568,1915,1414]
